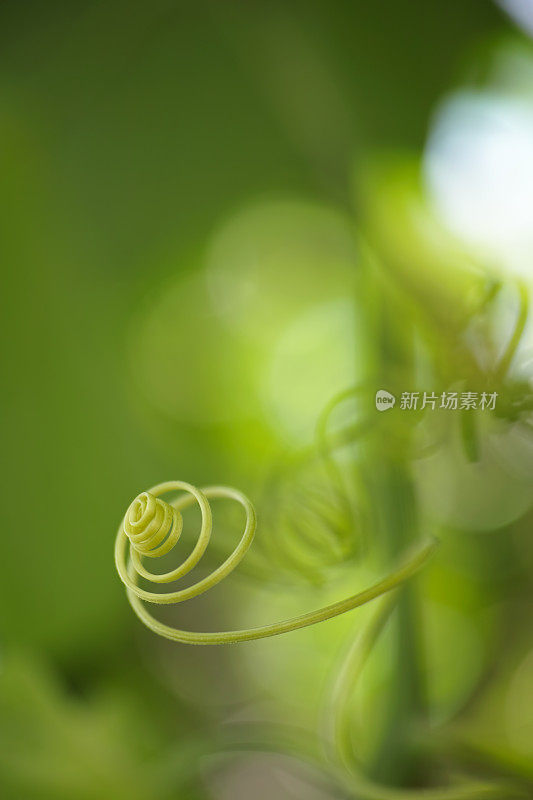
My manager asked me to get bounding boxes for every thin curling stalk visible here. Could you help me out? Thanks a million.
[115,480,438,645]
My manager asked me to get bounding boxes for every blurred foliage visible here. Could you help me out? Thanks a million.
[1,1,532,799]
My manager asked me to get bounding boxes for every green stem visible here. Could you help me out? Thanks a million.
[361,262,428,786]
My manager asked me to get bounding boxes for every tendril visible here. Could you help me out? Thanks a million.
[321,595,526,800]
[495,279,529,380]
[115,480,438,645]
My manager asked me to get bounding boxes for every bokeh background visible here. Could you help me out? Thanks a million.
[1,2,533,798]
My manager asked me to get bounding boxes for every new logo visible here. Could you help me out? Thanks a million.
[375,390,396,411]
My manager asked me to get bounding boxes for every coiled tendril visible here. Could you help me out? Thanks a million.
[115,480,437,645]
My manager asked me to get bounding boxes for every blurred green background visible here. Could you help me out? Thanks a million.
[1,1,532,798]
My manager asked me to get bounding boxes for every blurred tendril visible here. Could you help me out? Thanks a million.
[459,278,530,463]
[256,468,356,585]
[322,593,398,770]
[246,384,373,585]
[315,384,372,552]
[493,279,529,382]
[319,596,527,800]
[213,591,527,799]
[114,480,437,645]
[214,589,530,800]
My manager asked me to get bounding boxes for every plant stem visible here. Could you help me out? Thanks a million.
[362,265,429,786]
